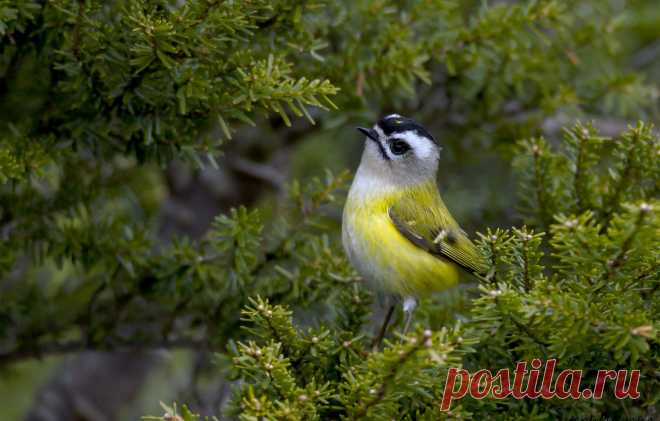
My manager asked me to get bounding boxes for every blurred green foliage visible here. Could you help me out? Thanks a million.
[0,0,659,419]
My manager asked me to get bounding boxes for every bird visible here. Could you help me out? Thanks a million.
[341,114,485,347]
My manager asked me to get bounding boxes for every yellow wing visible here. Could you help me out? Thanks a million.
[388,184,486,276]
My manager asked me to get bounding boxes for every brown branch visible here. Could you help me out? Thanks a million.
[351,332,428,420]
[531,145,550,229]
[623,263,660,293]
[223,154,286,190]
[72,0,86,59]
[522,240,531,292]
[0,337,209,367]
[494,296,549,358]
[573,134,586,213]
[604,209,647,282]
[487,234,499,284]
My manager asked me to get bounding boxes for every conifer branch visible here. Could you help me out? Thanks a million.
[572,131,587,213]
[350,331,430,420]
[488,234,499,284]
[603,203,649,282]
[2,3,659,420]
[531,143,549,229]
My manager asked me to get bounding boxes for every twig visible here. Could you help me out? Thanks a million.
[494,296,549,358]
[351,332,427,420]
[531,145,549,230]
[0,337,209,366]
[522,239,531,292]
[487,234,499,284]
[72,0,86,59]
[622,263,660,292]
[604,209,646,282]
[573,134,586,213]
[632,39,660,69]
[224,155,286,190]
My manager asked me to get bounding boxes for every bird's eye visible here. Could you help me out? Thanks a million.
[389,139,410,155]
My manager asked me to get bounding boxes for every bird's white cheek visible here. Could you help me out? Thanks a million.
[414,144,434,160]
[399,131,434,160]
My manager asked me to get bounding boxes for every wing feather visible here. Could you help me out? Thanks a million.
[388,189,486,276]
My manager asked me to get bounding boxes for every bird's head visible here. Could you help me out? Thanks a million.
[356,114,440,185]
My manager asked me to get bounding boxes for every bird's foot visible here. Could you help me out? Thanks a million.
[402,296,418,334]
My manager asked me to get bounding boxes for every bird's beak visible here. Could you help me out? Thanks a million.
[356,127,379,142]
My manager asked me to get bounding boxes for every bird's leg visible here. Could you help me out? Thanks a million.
[371,304,395,352]
[402,296,418,334]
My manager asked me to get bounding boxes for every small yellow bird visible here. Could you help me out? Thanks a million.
[342,114,485,342]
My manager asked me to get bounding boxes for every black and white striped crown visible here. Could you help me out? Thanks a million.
[376,114,436,144]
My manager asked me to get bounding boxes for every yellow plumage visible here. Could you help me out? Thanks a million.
[343,179,483,297]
